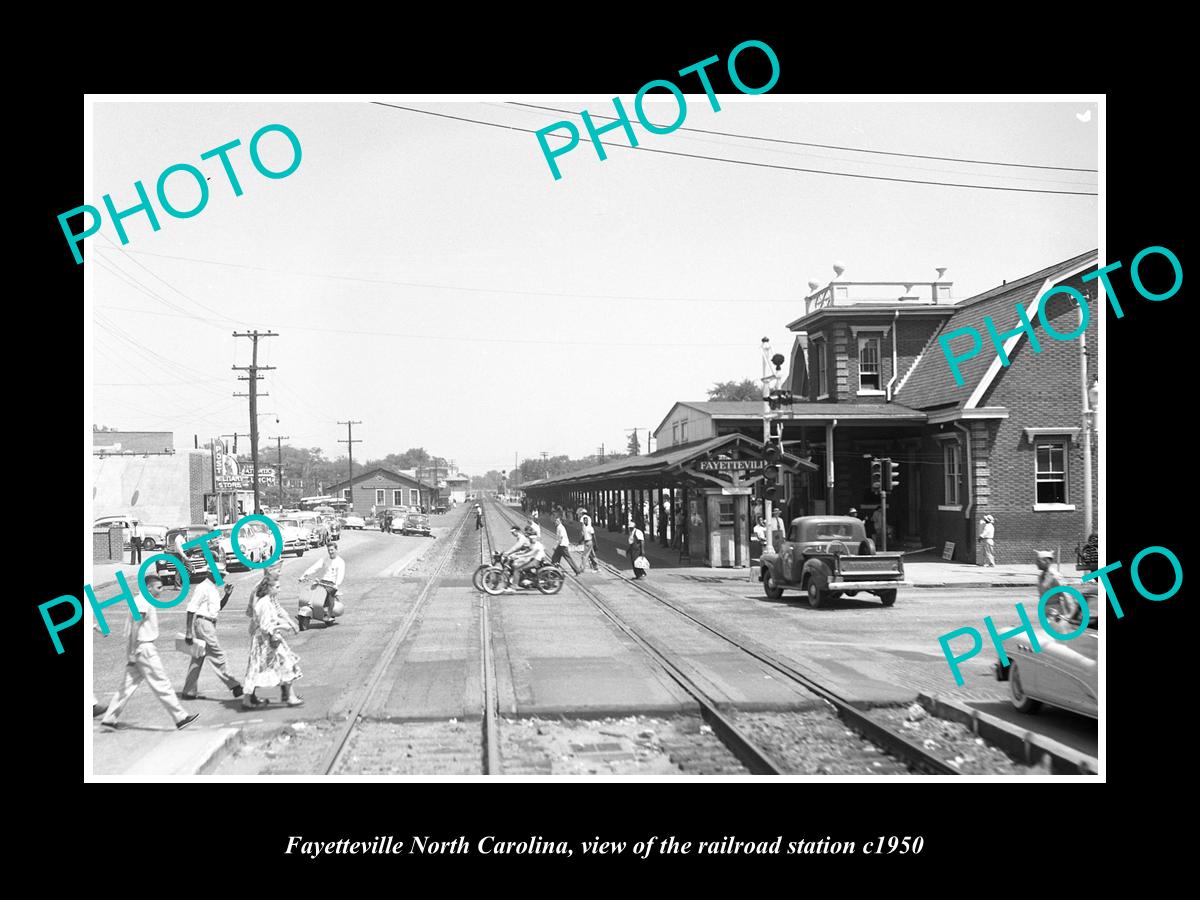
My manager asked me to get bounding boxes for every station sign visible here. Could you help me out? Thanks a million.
[697,459,765,473]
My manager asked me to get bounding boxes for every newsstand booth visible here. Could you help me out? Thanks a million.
[523,434,816,568]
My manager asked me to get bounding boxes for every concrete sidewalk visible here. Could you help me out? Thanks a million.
[521,512,1079,589]
[92,721,244,777]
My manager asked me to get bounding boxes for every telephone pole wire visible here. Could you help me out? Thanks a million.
[337,420,363,508]
[233,330,278,514]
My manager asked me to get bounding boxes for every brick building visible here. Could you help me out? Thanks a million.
[327,467,431,516]
[528,250,1099,567]
[765,248,1099,563]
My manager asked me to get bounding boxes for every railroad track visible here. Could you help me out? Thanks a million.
[491,499,957,776]
[318,510,483,775]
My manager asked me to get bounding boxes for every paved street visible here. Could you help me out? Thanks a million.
[91,521,452,774]
[91,503,1098,775]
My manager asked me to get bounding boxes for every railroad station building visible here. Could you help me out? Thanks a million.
[525,250,1099,566]
[328,467,433,516]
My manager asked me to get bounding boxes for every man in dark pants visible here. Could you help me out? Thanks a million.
[130,521,143,565]
[551,515,582,575]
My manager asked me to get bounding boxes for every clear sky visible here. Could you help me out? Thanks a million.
[90,98,1097,475]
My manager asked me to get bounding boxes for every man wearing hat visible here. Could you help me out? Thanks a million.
[978,514,996,566]
[182,569,243,700]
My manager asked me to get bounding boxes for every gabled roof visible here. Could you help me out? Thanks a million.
[524,433,816,490]
[894,249,1097,411]
[327,466,428,492]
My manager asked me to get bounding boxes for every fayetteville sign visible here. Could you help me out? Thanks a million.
[696,459,766,473]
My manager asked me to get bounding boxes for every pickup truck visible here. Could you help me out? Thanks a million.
[758,515,909,608]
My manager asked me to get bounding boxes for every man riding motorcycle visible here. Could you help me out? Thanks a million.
[505,525,549,593]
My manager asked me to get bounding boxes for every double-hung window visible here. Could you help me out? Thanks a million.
[393,490,404,506]
[680,419,689,442]
[858,336,882,392]
[1036,442,1067,505]
[375,489,386,506]
[943,442,961,507]
[815,340,828,398]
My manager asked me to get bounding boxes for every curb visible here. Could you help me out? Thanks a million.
[918,692,1098,775]
[912,581,1037,589]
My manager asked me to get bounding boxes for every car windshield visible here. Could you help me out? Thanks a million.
[798,520,865,542]
[172,527,211,542]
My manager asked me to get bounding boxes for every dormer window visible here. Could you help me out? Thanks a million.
[858,335,881,392]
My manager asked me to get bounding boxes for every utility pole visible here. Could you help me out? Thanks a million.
[337,420,362,509]
[540,451,550,480]
[233,330,278,515]
[270,435,290,510]
[597,444,605,463]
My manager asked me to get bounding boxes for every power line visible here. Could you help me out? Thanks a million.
[507,102,1098,173]
[492,103,1094,188]
[373,103,1097,196]
[95,304,755,348]
[108,247,800,306]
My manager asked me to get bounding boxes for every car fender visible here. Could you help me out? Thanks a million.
[801,558,831,590]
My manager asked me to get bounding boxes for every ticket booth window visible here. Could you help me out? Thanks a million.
[718,499,735,526]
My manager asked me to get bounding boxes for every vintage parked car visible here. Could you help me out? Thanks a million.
[401,512,432,537]
[757,515,909,607]
[996,584,1098,718]
[157,525,229,586]
[293,512,329,546]
[342,514,366,530]
[94,515,168,551]
[268,517,308,557]
[217,521,275,568]
[276,517,315,549]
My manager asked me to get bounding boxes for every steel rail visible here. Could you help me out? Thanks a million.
[504,500,957,776]
[479,505,501,775]
[490,500,785,775]
[318,510,474,775]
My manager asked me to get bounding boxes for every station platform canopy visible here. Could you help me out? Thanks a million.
[521,433,816,495]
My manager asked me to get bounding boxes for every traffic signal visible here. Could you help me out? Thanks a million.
[764,442,783,467]
[885,459,901,491]
[870,458,883,493]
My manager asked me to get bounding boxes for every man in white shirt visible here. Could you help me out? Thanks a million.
[551,515,583,575]
[300,542,347,629]
[580,513,599,572]
[101,573,199,730]
[182,571,243,699]
[978,515,997,567]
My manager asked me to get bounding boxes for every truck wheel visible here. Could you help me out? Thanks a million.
[806,579,825,609]
[1010,664,1042,714]
[879,590,897,607]
[142,537,157,551]
[762,570,784,599]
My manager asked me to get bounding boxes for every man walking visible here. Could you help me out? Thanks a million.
[580,511,600,572]
[978,514,996,567]
[300,542,347,630]
[182,570,243,700]
[551,515,583,575]
[101,573,199,730]
[474,503,483,530]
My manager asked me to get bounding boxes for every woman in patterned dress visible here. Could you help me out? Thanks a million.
[242,564,304,709]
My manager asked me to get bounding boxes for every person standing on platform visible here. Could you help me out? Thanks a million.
[628,517,647,579]
[752,516,767,560]
[474,503,483,530]
[181,571,243,700]
[551,515,583,575]
[978,514,997,567]
[101,574,199,731]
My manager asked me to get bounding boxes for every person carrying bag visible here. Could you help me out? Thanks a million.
[628,519,648,579]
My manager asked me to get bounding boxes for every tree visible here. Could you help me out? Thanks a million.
[707,378,761,401]
[627,431,641,455]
